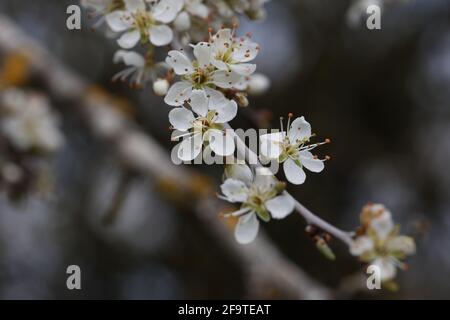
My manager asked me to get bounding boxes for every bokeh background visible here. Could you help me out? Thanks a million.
[0,0,449,299]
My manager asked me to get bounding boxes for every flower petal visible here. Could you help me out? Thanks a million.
[186,1,209,18]
[149,25,173,46]
[105,11,133,32]
[153,0,182,23]
[164,81,192,106]
[220,178,249,203]
[211,70,242,89]
[203,87,225,106]
[253,167,277,191]
[124,0,145,11]
[387,236,416,255]
[266,194,294,219]
[211,29,233,53]
[166,50,194,75]
[192,42,211,68]
[168,108,195,131]
[208,129,235,156]
[224,164,253,185]
[212,99,238,123]
[189,89,208,117]
[235,213,259,244]
[232,39,259,63]
[177,132,203,161]
[229,63,256,76]
[283,158,306,185]
[299,150,324,173]
[120,51,145,67]
[259,132,283,159]
[350,236,374,256]
[373,258,397,282]
[288,116,311,144]
[117,29,140,49]
[370,210,394,241]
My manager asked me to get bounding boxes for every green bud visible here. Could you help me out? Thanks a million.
[316,238,336,261]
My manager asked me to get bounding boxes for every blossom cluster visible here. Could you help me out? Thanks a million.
[81,0,271,91]
[0,89,64,200]
[80,1,416,285]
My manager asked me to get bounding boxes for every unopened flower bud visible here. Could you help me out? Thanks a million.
[153,78,169,96]
[235,92,249,107]
[174,12,191,32]
[248,73,270,96]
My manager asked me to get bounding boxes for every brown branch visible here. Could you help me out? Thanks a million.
[0,15,333,299]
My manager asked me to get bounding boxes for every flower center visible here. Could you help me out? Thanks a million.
[188,65,214,89]
[132,10,155,43]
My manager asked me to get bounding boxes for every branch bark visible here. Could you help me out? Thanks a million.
[0,15,333,299]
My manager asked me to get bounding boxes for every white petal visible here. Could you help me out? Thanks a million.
[212,99,238,123]
[153,0,181,23]
[212,29,233,53]
[121,51,145,67]
[299,150,324,173]
[224,164,253,184]
[373,258,397,282]
[117,29,140,49]
[149,25,173,46]
[203,87,225,106]
[288,116,311,144]
[283,158,306,185]
[210,58,229,71]
[247,73,271,95]
[189,90,208,117]
[164,81,192,106]
[232,39,259,63]
[259,132,283,159]
[370,211,394,241]
[253,167,277,191]
[350,236,374,256]
[229,63,256,76]
[192,42,211,68]
[387,236,416,255]
[186,2,209,18]
[105,11,133,32]
[124,0,145,11]
[211,70,242,89]
[220,178,249,203]
[174,11,191,31]
[235,213,259,244]
[266,194,294,219]
[208,129,235,156]
[168,108,195,131]
[177,133,203,161]
[166,50,194,75]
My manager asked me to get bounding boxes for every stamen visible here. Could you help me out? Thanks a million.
[279,117,284,133]
[287,113,293,133]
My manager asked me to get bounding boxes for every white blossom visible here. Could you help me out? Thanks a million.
[350,204,416,282]
[0,89,64,153]
[105,0,178,48]
[260,115,328,185]
[113,50,168,88]
[169,90,237,160]
[164,28,259,106]
[219,165,294,244]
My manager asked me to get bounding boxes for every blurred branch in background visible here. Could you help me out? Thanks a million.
[0,15,333,299]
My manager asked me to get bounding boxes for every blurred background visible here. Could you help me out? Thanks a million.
[0,0,449,299]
